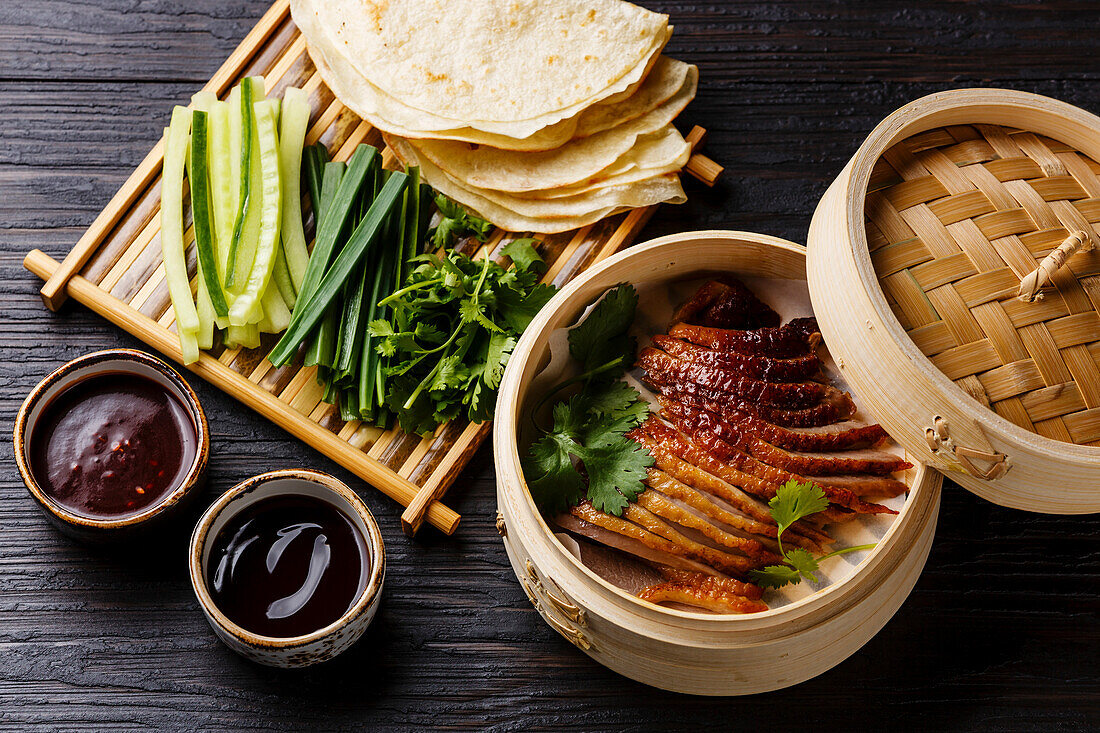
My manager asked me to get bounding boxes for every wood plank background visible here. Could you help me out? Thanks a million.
[2,1,1098,729]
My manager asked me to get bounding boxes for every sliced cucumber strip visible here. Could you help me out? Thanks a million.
[225,76,265,288]
[161,107,200,363]
[229,99,283,324]
[189,110,229,318]
[279,86,312,291]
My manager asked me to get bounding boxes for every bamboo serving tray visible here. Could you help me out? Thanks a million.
[24,0,720,536]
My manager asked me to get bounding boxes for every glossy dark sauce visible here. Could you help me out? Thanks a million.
[206,495,369,638]
[29,372,197,519]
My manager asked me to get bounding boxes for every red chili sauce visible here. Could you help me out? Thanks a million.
[206,495,370,638]
[29,372,197,519]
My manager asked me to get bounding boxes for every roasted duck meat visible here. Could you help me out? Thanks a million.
[549,279,908,615]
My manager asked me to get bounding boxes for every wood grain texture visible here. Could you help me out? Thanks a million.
[1,0,1098,729]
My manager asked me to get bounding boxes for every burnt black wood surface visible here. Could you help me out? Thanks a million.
[2,1,1099,730]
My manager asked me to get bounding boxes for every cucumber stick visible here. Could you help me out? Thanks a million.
[226,324,260,350]
[271,244,297,309]
[229,99,282,325]
[207,99,236,291]
[225,77,255,288]
[225,76,265,290]
[259,283,292,333]
[188,111,230,319]
[278,86,311,291]
[161,106,200,363]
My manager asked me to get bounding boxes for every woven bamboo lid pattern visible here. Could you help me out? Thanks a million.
[866,125,1100,448]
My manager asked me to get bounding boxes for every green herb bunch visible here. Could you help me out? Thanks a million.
[524,284,654,517]
[369,238,556,436]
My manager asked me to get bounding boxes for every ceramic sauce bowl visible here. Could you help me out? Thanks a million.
[13,349,209,543]
[188,469,385,667]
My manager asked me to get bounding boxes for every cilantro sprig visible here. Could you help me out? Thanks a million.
[748,480,877,589]
[428,193,494,248]
[369,238,555,436]
[523,284,654,517]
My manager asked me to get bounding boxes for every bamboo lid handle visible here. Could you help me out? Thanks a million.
[925,416,1011,480]
[1016,230,1094,303]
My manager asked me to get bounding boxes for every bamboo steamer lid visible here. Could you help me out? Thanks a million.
[808,89,1100,514]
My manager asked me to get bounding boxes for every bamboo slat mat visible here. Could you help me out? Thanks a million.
[867,123,1100,448]
[25,0,719,536]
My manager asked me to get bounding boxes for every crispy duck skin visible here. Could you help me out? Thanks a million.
[808,473,908,499]
[636,418,834,546]
[630,432,827,553]
[639,581,769,614]
[645,373,856,428]
[669,320,818,358]
[670,278,781,330]
[636,489,777,562]
[660,409,898,516]
[554,513,724,577]
[662,390,889,452]
[639,348,825,408]
[659,397,911,477]
[642,470,787,559]
[651,335,821,382]
[623,503,761,575]
[628,428,773,525]
[657,567,764,601]
[569,503,730,575]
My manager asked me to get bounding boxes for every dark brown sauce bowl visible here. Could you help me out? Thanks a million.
[188,469,385,668]
[13,349,209,543]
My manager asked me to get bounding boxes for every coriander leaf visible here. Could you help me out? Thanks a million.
[458,298,503,333]
[432,400,463,426]
[466,380,490,423]
[434,193,466,220]
[368,319,395,337]
[430,354,466,394]
[429,194,493,247]
[497,282,556,333]
[524,433,586,515]
[414,322,447,344]
[748,564,803,589]
[575,428,653,516]
[550,396,588,439]
[783,548,820,582]
[385,374,438,437]
[768,479,829,533]
[430,218,462,250]
[583,380,650,425]
[499,238,546,273]
[567,283,639,374]
[483,332,516,390]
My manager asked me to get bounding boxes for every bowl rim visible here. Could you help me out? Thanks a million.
[187,468,386,649]
[494,229,933,624]
[12,348,210,530]
[842,88,1100,462]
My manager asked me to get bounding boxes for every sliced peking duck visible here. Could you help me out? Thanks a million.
[552,277,911,615]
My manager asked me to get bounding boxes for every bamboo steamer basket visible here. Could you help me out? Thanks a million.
[494,231,942,696]
[809,89,1100,513]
